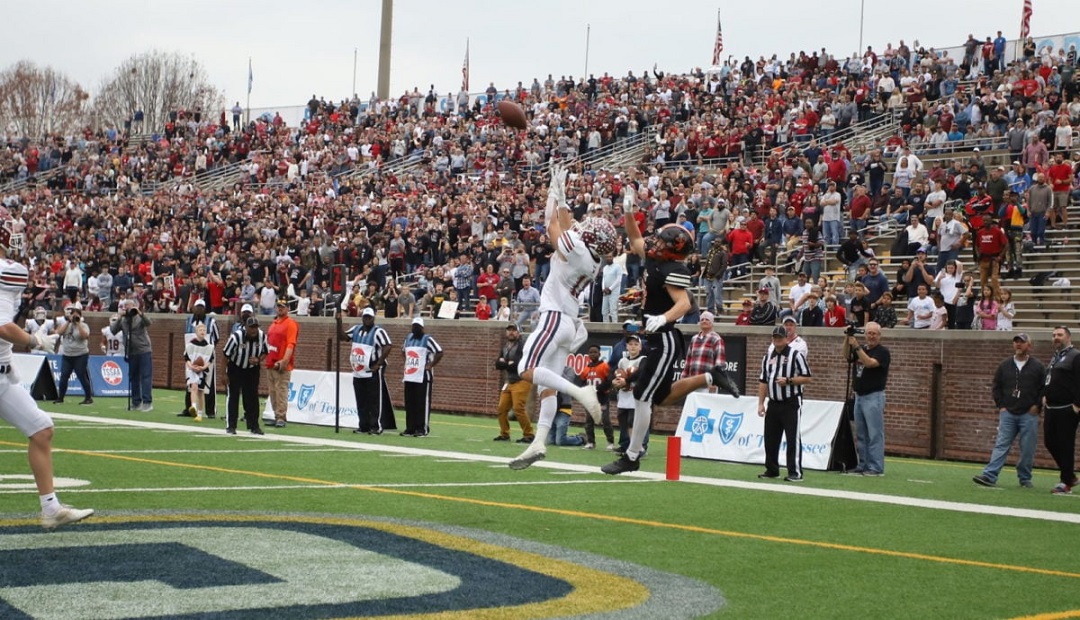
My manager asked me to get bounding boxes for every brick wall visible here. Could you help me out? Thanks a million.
[83,313,1078,469]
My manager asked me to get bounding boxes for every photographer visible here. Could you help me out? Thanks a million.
[111,299,153,411]
[53,307,93,405]
[841,322,891,476]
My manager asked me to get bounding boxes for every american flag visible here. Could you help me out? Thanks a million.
[462,39,470,92]
[1020,0,1032,39]
[711,10,724,66]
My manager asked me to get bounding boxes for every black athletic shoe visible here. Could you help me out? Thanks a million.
[79,398,93,405]
[515,436,534,444]
[353,429,368,434]
[784,474,804,482]
[52,399,64,404]
[601,454,640,475]
[250,428,264,436]
[225,428,237,435]
[493,435,511,441]
[176,411,192,417]
[400,431,415,437]
[757,472,780,479]
[205,414,216,419]
[370,429,383,436]
[710,366,741,398]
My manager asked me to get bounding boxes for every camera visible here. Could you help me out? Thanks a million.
[127,307,139,318]
[845,325,864,337]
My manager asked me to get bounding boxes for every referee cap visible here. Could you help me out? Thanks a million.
[771,326,788,338]
[245,317,259,328]
[412,317,425,327]
[361,307,376,317]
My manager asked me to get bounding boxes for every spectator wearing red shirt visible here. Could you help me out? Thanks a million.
[1047,154,1075,228]
[474,295,492,320]
[476,264,500,314]
[849,185,872,237]
[975,218,1008,295]
[726,217,755,277]
[823,295,847,327]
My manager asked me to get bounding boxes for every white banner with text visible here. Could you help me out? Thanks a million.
[262,369,358,426]
[675,392,844,471]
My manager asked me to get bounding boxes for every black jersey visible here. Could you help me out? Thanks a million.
[641,257,692,324]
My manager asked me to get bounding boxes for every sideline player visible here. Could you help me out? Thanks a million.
[0,208,94,529]
[602,187,740,475]
[509,165,617,470]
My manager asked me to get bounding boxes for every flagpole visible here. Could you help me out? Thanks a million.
[245,57,251,125]
[858,0,865,57]
[352,48,358,96]
[584,24,591,77]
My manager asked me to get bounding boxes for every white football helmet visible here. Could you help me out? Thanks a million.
[0,207,24,256]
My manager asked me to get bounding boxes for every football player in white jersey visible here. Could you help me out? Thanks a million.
[101,321,126,356]
[24,306,54,355]
[0,208,93,529]
[509,165,618,470]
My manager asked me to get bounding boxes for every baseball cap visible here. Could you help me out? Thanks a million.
[244,317,259,328]
[771,326,788,338]
[699,311,715,322]
[275,299,289,307]
[241,303,254,313]
[916,246,928,254]
[1013,333,1030,343]
[193,299,206,307]
[626,333,641,342]
[758,287,770,294]
[742,298,753,306]
[412,317,425,327]
[973,146,980,151]
[361,307,376,317]
[782,315,797,324]
[505,323,518,331]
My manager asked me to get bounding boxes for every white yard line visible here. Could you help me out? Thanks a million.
[49,413,1080,525]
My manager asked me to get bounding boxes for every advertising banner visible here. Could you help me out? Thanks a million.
[262,369,358,426]
[11,353,57,400]
[566,330,747,395]
[675,391,844,471]
[45,355,130,397]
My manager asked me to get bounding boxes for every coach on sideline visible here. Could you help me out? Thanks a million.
[223,317,268,436]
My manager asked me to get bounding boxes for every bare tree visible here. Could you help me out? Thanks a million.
[92,51,223,133]
[0,61,90,138]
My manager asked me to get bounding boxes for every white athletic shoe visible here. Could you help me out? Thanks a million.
[41,505,94,531]
[574,383,603,424]
[508,444,546,470]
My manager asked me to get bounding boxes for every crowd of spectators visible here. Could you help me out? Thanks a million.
[1,29,1079,331]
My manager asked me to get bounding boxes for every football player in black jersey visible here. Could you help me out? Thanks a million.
[602,187,740,475]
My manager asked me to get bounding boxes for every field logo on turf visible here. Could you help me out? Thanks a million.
[718,410,743,444]
[684,408,717,443]
[0,515,724,619]
[100,360,124,386]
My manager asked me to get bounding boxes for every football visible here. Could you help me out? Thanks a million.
[192,356,206,370]
[497,100,528,130]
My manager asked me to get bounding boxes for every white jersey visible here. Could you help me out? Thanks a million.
[0,259,29,364]
[538,228,601,316]
[102,325,126,356]
[25,317,54,355]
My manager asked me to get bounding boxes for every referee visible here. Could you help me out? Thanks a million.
[223,317,268,436]
[757,325,813,482]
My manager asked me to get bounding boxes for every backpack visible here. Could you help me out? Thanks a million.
[1029,270,1059,287]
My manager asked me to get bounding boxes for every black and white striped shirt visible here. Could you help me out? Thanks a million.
[758,345,812,402]
[223,329,268,369]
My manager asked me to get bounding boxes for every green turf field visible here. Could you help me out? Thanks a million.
[2,390,1078,619]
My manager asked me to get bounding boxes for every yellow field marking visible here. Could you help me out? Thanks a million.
[1012,611,1080,620]
[7,439,1078,582]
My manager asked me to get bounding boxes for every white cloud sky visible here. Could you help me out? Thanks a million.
[2,0,1076,114]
